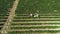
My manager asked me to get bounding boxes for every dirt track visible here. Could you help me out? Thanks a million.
[1,0,19,34]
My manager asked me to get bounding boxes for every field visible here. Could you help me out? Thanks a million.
[0,0,60,34]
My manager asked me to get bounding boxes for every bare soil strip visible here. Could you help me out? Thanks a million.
[1,0,19,34]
